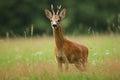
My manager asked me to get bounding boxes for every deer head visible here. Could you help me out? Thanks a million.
[45,5,66,29]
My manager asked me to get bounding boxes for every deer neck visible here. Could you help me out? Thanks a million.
[53,24,64,49]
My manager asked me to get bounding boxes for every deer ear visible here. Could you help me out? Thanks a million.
[59,8,66,19]
[45,9,52,19]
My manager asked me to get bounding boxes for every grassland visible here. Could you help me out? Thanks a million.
[0,34,120,80]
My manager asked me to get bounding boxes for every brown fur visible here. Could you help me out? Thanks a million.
[45,5,88,71]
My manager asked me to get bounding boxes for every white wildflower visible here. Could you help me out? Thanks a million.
[34,51,43,56]
[93,52,97,56]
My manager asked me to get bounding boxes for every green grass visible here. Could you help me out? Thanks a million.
[0,34,120,80]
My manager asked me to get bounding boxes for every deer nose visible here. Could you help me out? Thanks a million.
[52,24,57,28]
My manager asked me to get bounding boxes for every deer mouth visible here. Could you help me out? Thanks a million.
[52,24,57,29]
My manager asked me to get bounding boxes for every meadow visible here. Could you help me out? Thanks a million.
[0,34,120,80]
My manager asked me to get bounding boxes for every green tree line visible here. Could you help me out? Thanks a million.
[0,0,120,37]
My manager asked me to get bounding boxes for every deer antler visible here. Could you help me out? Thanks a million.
[56,5,61,15]
[51,4,55,15]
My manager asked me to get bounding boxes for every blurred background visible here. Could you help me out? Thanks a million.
[0,0,120,37]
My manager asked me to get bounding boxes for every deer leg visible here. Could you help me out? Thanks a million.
[74,63,84,71]
[74,59,85,71]
[82,48,88,71]
[58,62,63,72]
[64,60,69,71]
[80,62,86,71]
[81,56,88,71]
[56,56,63,72]
[62,54,69,71]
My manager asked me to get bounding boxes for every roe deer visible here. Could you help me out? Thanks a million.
[45,5,88,72]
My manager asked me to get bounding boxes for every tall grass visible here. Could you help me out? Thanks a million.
[0,34,120,80]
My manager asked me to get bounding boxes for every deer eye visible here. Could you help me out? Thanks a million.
[57,20,60,22]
